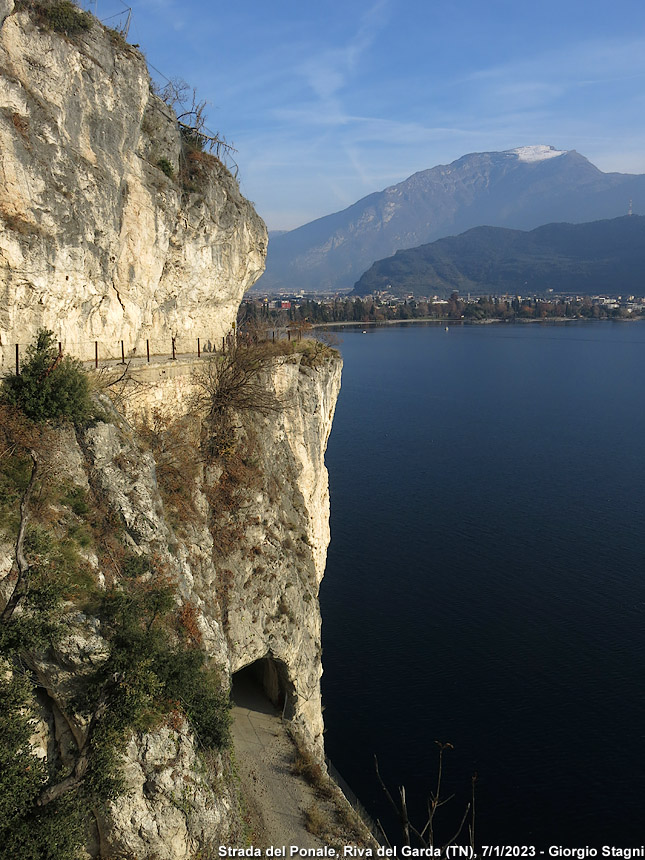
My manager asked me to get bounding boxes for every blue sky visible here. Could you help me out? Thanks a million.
[90,0,645,230]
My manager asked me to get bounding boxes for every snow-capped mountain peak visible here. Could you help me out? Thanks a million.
[507,145,569,162]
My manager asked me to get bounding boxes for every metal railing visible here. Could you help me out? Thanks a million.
[325,755,384,845]
[5,326,309,375]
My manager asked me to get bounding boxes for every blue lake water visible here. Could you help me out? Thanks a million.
[319,321,645,849]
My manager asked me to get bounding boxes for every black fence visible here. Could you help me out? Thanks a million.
[7,326,308,375]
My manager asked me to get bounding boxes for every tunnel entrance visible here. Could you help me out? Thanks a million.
[232,656,295,718]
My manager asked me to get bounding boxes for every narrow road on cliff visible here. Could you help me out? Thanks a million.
[231,675,326,850]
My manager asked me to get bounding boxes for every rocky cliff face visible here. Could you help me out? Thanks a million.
[88,351,342,754]
[105,352,341,856]
[217,355,342,747]
[0,0,266,369]
[0,6,344,856]
[0,350,341,857]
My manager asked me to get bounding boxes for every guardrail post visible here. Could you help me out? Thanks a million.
[171,337,176,360]
[197,337,200,358]
[95,341,98,369]
[58,341,62,356]
[146,339,150,363]
[15,344,19,375]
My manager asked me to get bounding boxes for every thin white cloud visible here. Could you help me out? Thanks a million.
[133,2,645,229]
[462,37,645,91]
[298,0,390,115]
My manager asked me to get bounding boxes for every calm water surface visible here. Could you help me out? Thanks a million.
[319,322,645,848]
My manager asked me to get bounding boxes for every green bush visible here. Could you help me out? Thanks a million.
[75,577,230,804]
[121,552,153,579]
[0,450,32,533]
[0,672,47,823]
[39,0,92,35]
[61,485,90,517]
[98,583,230,746]
[155,650,231,749]
[157,157,175,178]
[0,524,90,655]
[1,330,92,423]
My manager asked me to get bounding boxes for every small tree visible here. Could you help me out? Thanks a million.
[1,330,92,423]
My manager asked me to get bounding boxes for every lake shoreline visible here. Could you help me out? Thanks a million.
[312,316,642,329]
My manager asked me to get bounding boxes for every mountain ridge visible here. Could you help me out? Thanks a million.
[352,214,645,297]
[256,147,645,292]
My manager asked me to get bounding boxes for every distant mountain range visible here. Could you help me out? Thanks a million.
[255,146,645,293]
[352,215,645,297]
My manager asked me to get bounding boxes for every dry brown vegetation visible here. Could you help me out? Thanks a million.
[191,339,285,461]
[288,728,377,850]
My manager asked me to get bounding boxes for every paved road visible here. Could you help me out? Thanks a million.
[231,674,325,850]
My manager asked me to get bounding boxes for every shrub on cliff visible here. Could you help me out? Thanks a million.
[1,329,92,423]
[15,0,93,36]
[0,460,230,853]
[42,0,91,34]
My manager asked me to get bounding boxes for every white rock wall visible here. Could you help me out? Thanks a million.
[99,352,343,751]
[221,354,342,750]
[0,1,266,368]
[77,353,341,852]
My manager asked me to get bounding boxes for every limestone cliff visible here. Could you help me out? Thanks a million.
[0,6,347,856]
[210,354,342,748]
[0,0,266,369]
[0,348,342,857]
[89,350,342,755]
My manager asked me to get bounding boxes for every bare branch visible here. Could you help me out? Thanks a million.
[153,76,191,111]
[374,755,412,846]
[399,784,411,847]
[155,76,237,161]
[440,803,471,855]
[376,819,392,851]
[375,741,474,852]
[101,358,133,388]
[36,698,108,806]
[469,773,477,851]
[374,754,400,819]
[191,340,286,458]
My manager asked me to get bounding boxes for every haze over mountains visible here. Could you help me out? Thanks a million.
[352,215,645,298]
[255,146,645,293]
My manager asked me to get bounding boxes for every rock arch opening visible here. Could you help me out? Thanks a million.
[232,656,295,718]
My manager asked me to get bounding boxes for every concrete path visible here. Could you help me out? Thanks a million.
[231,675,325,850]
